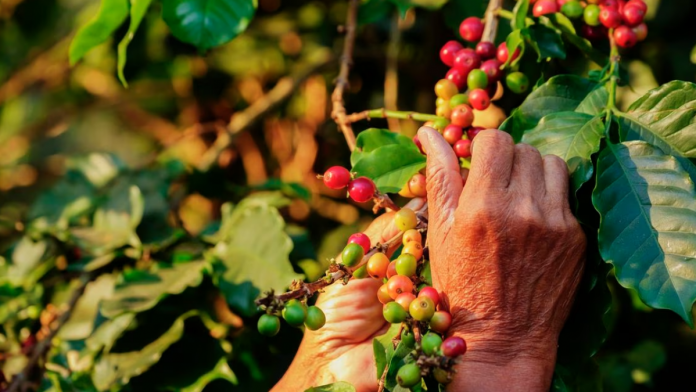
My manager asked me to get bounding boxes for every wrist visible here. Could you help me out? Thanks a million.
[447,351,556,391]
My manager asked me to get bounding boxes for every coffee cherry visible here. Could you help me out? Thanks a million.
[581,24,607,40]
[599,6,621,28]
[622,3,645,26]
[383,301,408,323]
[433,368,452,385]
[468,126,484,140]
[387,275,414,299]
[440,40,464,67]
[480,59,503,82]
[625,0,647,13]
[436,105,452,119]
[395,208,418,231]
[398,183,416,198]
[347,177,375,203]
[322,166,351,189]
[469,89,490,111]
[409,296,435,321]
[348,232,371,254]
[435,79,459,99]
[584,4,601,26]
[421,332,443,355]
[305,306,326,330]
[353,265,368,279]
[395,253,418,277]
[413,135,424,154]
[505,71,530,94]
[451,104,474,128]
[395,292,416,311]
[448,93,469,109]
[429,311,452,333]
[445,68,466,90]
[403,229,422,245]
[282,302,307,327]
[459,17,484,42]
[632,23,648,41]
[453,48,481,75]
[418,286,440,307]
[561,0,583,18]
[432,117,449,131]
[454,139,472,158]
[367,253,390,279]
[341,242,364,267]
[442,336,467,357]
[533,0,558,17]
[401,329,416,347]
[443,124,464,145]
[378,283,393,304]
[407,173,427,198]
[258,314,280,336]
[387,260,397,278]
[475,41,496,60]
[496,42,520,64]
[402,242,423,260]
[467,69,489,90]
[614,25,637,48]
[396,363,422,388]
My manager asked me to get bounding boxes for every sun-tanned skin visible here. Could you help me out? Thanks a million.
[272,127,586,392]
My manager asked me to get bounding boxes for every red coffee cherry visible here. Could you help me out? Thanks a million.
[348,232,371,254]
[475,41,496,60]
[599,6,622,28]
[387,260,397,278]
[468,89,491,111]
[480,59,503,82]
[442,336,467,357]
[429,311,453,333]
[378,284,393,304]
[622,3,645,26]
[395,292,416,311]
[407,173,427,198]
[454,139,472,158]
[625,0,647,12]
[439,40,464,67]
[632,23,648,41]
[532,0,559,17]
[459,17,484,42]
[453,48,481,75]
[443,124,464,145]
[413,135,424,154]
[347,177,376,203]
[468,126,484,140]
[323,166,351,189]
[387,275,414,299]
[581,24,608,40]
[496,42,521,64]
[445,68,466,90]
[614,25,637,48]
[418,286,441,307]
[450,104,474,128]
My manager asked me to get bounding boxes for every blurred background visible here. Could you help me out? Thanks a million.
[1,0,696,390]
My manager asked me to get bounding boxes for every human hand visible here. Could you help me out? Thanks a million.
[417,126,586,391]
[272,198,425,392]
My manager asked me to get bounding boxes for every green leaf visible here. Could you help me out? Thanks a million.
[116,0,153,86]
[521,113,604,193]
[593,141,696,325]
[69,0,130,65]
[503,29,525,69]
[351,128,414,166]
[92,311,196,390]
[59,274,116,341]
[388,0,448,18]
[7,236,48,285]
[500,75,604,141]
[179,357,237,392]
[100,261,209,317]
[352,144,426,194]
[512,0,529,30]
[27,175,95,234]
[212,203,302,316]
[544,13,608,66]
[0,283,43,324]
[528,24,566,61]
[161,0,257,50]
[67,153,125,188]
[305,382,356,392]
[358,0,394,25]
[85,313,136,355]
[372,323,401,381]
[385,340,412,390]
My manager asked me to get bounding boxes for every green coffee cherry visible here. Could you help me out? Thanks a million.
[258,314,281,336]
[305,306,326,330]
[282,302,307,327]
[421,332,443,355]
[341,243,364,267]
[397,363,422,387]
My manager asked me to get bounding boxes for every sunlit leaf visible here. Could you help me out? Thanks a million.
[305,382,356,392]
[352,142,426,194]
[117,0,154,86]
[69,0,130,65]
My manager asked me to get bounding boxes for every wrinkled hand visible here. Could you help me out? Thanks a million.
[272,198,424,392]
[418,127,586,391]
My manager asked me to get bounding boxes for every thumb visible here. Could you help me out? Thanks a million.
[417,126,462,234]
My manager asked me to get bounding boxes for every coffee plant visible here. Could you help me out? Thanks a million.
[1,0,695,390]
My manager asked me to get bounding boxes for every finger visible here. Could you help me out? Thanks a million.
[466,129,515,190]
[363,197,426,256]
[418,126,462,231]
[542,154,571,217]
[510,143,545,198]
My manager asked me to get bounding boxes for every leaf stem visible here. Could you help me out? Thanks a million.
[605,28,620,121]
[344,108,444,124]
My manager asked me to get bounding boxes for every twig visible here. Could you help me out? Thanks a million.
[384,12,402,133]
[377,362,389,392]
[482,0,503,44]
[7,274,91,392]
[344,108,443,124]
[331,0,360,152]
[197,53,333,170]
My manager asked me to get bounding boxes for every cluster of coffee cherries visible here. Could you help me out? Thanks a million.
[257,300,326,337]
[321,166,376,203]
[339,208,466,387]
[532,0,648,48]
